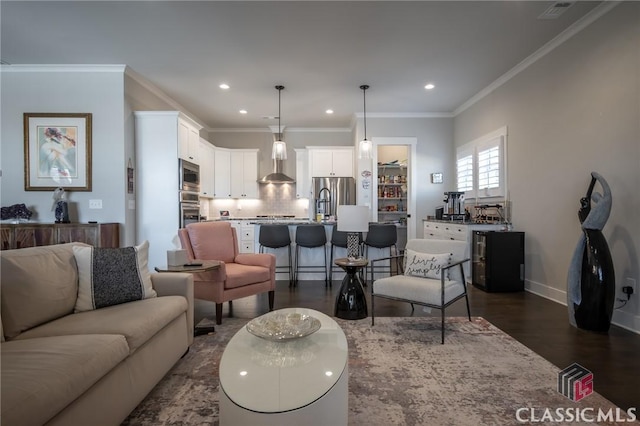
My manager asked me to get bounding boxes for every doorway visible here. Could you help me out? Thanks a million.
[372,137,417,250]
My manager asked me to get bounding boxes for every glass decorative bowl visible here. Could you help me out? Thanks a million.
[246,311,321,341]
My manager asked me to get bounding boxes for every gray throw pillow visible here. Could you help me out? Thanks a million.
[73,241,156,312]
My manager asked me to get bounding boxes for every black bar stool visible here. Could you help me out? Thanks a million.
[259,224,293,286]
[294,224,328,287]
[329,223,363,283]
[363,223,398,279]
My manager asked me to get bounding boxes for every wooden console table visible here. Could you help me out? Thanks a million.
[0,223,120,249]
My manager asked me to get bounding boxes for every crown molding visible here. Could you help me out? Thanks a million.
[133,111,180,118]
[207,127,351,133]
[0,64,126,73]
[208,128,271,133]
[124,66,206,129]
[453,1,621,116]
[133,111,203,130]
[287,127,351,133]
[354,112,454,119]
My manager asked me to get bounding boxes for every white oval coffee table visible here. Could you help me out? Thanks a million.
[219,308,348,426]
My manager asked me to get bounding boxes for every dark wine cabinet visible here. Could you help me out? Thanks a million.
[472,231,525,292]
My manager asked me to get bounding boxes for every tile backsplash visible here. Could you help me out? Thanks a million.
[204,184,310,219]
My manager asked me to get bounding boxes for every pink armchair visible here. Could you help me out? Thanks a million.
[178,222,275,324]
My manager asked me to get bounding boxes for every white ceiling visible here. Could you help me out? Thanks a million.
[1,1,604,131]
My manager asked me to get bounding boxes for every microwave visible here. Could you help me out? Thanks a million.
[179,159,200,192]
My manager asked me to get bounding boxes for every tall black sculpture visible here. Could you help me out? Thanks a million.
[567,172,615,332]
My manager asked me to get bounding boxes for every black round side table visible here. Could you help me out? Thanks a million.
[334,258,368,320]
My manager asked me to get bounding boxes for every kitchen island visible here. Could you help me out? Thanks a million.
[254,220,338,282]
[205,218,394,282]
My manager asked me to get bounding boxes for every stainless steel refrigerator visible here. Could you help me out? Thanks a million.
[311,177,356,220]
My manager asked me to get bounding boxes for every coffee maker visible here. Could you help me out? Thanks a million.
[443,191,465,221]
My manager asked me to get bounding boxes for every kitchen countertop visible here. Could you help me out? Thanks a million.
[249,220,332,225]
[423,218,506,225]
[205,218,334,225]
[205,218,411,226]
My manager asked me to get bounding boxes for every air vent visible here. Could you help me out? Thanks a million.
[538,2,574,20]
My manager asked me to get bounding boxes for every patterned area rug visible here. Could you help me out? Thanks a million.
[123,317,632,425]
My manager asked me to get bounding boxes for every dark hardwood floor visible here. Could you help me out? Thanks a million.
[195,280,640,411]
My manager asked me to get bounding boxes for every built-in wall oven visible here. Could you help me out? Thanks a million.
[179,159,201,227]
[180,190,200,227]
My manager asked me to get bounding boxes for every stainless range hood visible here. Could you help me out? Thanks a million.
[258,159,295,184]
[258,127,295,184]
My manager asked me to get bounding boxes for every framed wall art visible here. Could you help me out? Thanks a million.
[24,113,92,191]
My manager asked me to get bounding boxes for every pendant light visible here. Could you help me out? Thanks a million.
[272,85,287,160]
[259,85,295,183]
[359,84,372,159]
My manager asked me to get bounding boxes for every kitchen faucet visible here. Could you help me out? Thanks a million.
[317,187,332,217]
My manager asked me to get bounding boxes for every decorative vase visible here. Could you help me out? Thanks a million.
[567,172,615,332]
[55,200,70,223]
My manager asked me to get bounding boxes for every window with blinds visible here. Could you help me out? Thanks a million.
[457,155,474,192]
[456,127,507,199]
[478,145,500,190]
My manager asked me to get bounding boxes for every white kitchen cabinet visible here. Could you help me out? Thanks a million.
[295,148,310,198]
[214,148,231,198]
[230,150,259,199]
[423,220,502,243]
[178,119,201,164]
[199,139,215,198]
[308,147,354,177]
[423,220,503,281]
[229,221,255,253]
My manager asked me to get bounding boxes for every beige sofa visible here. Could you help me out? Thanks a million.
[0,243,194,426]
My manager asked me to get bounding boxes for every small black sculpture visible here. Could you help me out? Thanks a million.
[567,172,615,332]
[52,187,70,223]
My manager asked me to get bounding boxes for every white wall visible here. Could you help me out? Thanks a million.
[0,66,131,244]
[453,4,640,332]
[122,100,136,246]
[134,112,182,268]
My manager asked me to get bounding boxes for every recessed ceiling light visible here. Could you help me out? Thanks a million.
[239,109,247,114]
[326,109,334,114]
[219,83,230,90]
[425,83,435,90]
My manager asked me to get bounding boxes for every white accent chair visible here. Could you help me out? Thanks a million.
[370,239,471,344]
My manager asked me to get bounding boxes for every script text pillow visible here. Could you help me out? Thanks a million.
[404,250,452,280]
[73,241,157,312]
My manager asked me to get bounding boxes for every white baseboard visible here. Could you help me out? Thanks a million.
[525,279,640,335]
[612,309,640,334]
[525,279,568,305]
